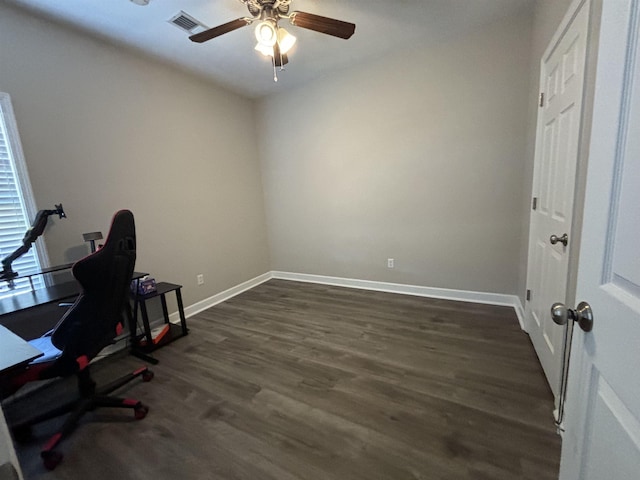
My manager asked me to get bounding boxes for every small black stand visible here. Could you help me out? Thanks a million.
[129,282,188,364]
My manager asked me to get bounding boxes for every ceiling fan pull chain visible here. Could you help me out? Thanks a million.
[272,56,278,82]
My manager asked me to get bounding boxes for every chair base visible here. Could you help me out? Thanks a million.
[9,364,153,471]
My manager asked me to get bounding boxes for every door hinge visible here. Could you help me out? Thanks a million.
[532,197,538,210]
[539,92,545,107]
[526,289,531,301]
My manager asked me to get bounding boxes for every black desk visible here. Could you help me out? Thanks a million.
[0,271,149,316]
[0,281,80,317]
[0,325,42,374]
[0,272,148,340]
[14,263,75,291]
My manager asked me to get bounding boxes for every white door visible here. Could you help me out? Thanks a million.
[559,0,640,478]
[526,0,590,398]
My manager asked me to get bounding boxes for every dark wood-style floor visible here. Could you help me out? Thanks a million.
[12,279,560,479]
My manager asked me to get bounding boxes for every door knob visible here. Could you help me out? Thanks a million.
[550,233,569,246]
[550,301,594,332]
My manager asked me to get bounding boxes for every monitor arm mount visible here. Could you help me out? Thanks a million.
[1,203,66,287]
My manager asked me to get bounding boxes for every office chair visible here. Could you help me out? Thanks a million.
[1,210,153,470]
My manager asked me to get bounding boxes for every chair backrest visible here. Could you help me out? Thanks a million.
[50,210,136,364]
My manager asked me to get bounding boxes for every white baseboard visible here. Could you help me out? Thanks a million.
[169,270,525,330]
[168,272,272,323]
[272,271,525,327]
[513,298,526,330]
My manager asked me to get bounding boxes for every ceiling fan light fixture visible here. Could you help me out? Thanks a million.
[254,27,296,58]
[255,20,277,47]
[277,28,296,55]
[254,43,274,57]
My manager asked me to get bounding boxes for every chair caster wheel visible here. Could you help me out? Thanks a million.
[134,404,149,420]
[142,370,154,382]
[42,450,63,470]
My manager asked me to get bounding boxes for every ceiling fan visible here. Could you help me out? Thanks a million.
[189,0,356,81]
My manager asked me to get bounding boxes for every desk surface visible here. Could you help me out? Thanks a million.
[10,262,74,281]
[0,271,148,318]
[0,282,80,317]
[0,325,42,373]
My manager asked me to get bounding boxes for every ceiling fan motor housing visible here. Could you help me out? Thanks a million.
[242,0,291,18]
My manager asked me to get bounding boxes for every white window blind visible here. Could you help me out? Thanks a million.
[0,94,45,299]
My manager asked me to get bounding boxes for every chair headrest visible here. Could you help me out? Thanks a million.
[72,210,136,293]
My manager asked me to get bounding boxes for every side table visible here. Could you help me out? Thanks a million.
[131,282,188,363]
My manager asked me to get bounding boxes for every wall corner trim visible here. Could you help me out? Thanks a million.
[513,297,526,331]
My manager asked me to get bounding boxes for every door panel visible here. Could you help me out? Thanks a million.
[555,104,577,221]
[542,248,563,353]
[539,120,555,215]
[611,71,640,290]
[580,375,640,480]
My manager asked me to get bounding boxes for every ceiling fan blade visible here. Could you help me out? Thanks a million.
[189,18,250,43]
[289,11,356,39]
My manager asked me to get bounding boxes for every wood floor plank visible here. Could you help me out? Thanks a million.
[10,279,561,479]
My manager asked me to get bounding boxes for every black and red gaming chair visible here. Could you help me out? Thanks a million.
[2,210,152,470]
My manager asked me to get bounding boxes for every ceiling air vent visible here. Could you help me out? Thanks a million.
[168,11,208,34]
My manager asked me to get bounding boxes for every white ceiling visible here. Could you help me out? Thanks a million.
[5,0,534,98]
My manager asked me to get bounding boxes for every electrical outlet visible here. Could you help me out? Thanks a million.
[197,274,204,285]
[387,258,394,268]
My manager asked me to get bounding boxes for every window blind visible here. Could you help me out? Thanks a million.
[0,102,44,299]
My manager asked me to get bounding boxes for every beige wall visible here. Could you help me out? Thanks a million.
[0,3,270,308]
[257,10,534,295]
